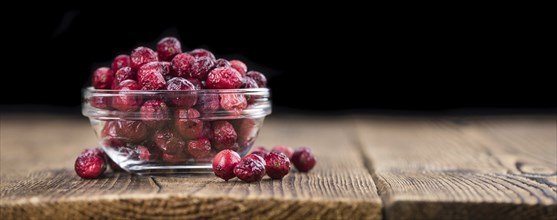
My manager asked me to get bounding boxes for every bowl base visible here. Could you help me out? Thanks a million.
[125,164,213,175]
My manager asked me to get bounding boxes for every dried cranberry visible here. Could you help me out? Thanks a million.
[264,152,291,179]
[160,61,174,81]
[187,78,203,90]
[234,118,257,148]
[137,61,167,90]
[250,146,270,158]
[212,121,238,150]
[157,37,182,61]
[153,128,186,155]
[219,94,247,116]
[271,145,293,159]
[246,71,267,88]
[215,59,231,68]
[114,120,149,143]
[187,137,212,159]
[112,54,131,71]
[229,60,247,76]
[112,67,137,89]
[243,154,265,165]
[190,56,216,80]
[234,158,265,183]
[175,108,204,140]
[166,77,197,107]
[196,94,220,114]
[100,121,125,148]
[212,149,241,181]
[140,99,170,129]
[137,145,151,161]
[130,47,158,69]
[291,147,316,172]
[92,67,114,89]
[171,53,195,78]
[189,48,215,60]
[90,96,112,110]
[112,79,142,112]
[75,148,107,179]
[206,67,243,89]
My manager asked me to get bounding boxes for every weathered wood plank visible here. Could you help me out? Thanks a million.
[0,115,381,220]
[357,116,557,220]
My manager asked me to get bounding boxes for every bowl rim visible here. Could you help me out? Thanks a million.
[83,86,270,94]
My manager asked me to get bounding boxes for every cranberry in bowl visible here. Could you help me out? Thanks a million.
[82,87,271,174]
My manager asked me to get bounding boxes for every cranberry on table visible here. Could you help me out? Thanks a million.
[271,145,294,159]
[130,47,158,70]
[156,37,182,61]
[166,77,197,107]
[211,121,238,150]
[189,48,216,60]
[75,148,107,179]
[112,67,137,89]
[234,158,266,183]
[229,60,247,76]
[246,71,267,88]
[137,61,167,90]
[112,79,142,112]
[206,67,243,89]
[175,108,204,140]
[171,53,195,78]
[140,99,170,129]
[112,54,131,71]
[187,137,212,159]
[92,67,114,89]
[212,149,241,181]
[244,154,265,165]
[291,147,316,172]
[264,152,291,179]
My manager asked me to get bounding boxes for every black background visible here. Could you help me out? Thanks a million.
[2,8,554,114]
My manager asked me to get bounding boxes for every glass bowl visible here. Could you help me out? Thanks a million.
[82,87,271,174]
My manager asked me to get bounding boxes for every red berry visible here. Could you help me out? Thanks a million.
[137,61,167,90]
[153,128,186,155]
[171,53,195,78]
[234,158,266,183]
[250,146,270,158]
[175,108,204,140]
[189,48,216,60]
[271,145,293,159]
[244,154,265,165]
[114,120,149,143]
[246,71,267,88]
[157,37,182,61]
[241,77,259,104]
[112,79,142,112]
[211,121,237,150]
[166,77,197,107]
[215,59,231,68]
[131,47,158,69]
[187,78,203,90]
[112,67,137,89]
[234,118,257,148]
[75,148,107,179]
[212,149,241,181]
[137,145,152,161]
[229,60,247,76]
[160,61,174,81]
[92,67,114,89]
[190,56,216,80]
[264,152,291,179]
[291,147,316,172]
[196,94,220,114]
[90,96,112,109]
[206,67,243,89]
[100,121,125,148]
[219,94,247,116]
[187,137,212,159]
[140,99,169,129]
[112,54,131,71]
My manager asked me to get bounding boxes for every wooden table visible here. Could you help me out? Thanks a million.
[1,114,556,219]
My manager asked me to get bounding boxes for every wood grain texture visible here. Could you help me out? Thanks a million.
[357,116,557,220]
[0,115,381,220]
